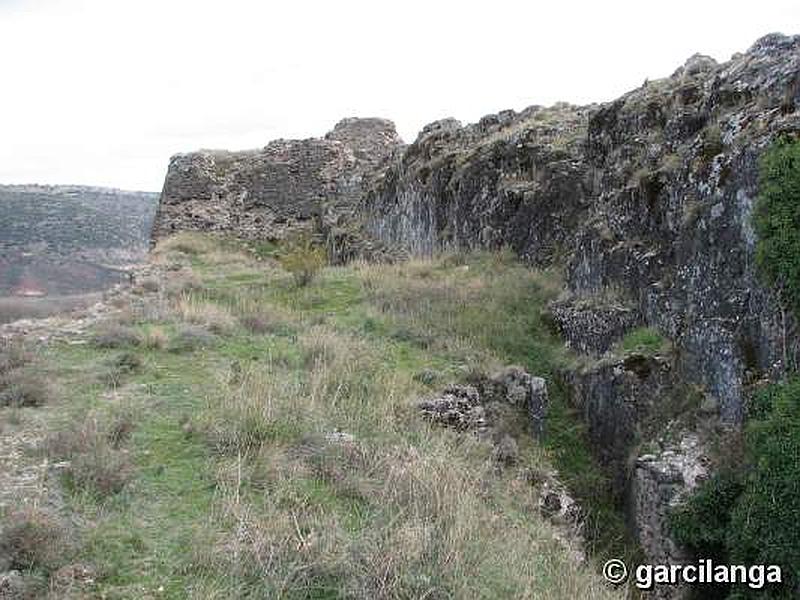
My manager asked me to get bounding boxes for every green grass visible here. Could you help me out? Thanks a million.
[617,327,667,355]
[0,233,625,599]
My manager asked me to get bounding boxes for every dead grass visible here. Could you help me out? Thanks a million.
[164,268,203,298]
[152,232,254,269]
[174,295,237,334]
[44,415,134,499]
[168,324,217,353]
[0,369,55,407]
[189,313,611,598]
[0,508,71,573]
[90,324,141,349]
[12,234,620,598]
[139,326,168,350]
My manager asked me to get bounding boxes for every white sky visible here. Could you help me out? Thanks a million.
[1,0,798,192]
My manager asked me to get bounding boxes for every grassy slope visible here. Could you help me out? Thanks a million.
[2,234,625,599]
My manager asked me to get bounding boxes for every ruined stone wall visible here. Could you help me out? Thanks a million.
[151,118,402,244]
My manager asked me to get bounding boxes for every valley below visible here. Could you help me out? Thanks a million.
[0,185,158,324]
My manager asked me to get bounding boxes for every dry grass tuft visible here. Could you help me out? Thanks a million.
[168,325,216,353]
[139,326,168,350]
[0,509,71,573]
[0,339,33,374]
[44,415,134,499]
[90,324,141,349]
[0,340,54,407]
[0,370,55,407]
[99,352,143,388]
[164,268,203,298]
[174,295,237,334]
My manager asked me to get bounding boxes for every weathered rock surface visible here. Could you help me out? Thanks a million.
[568,353,673,492]
[418,384,487,433]
[419,368,549,439]
[365,104,592,263]
[151,118,403,259]
[479,365,549,438]
[550,296,640,357]
[368,35,800,427]
[631,434,710,599]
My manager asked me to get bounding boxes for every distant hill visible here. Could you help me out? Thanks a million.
[0,184,159,299]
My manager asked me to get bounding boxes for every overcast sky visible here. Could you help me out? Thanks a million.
[1,0,798,192]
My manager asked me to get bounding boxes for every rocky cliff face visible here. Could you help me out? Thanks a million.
[360,34,800,581]
[152,33,800,581]
[365,105,591,262]
[152,118,402,250]
[368,37,800,424]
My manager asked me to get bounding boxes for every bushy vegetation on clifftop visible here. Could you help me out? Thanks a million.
[754,137,800,320]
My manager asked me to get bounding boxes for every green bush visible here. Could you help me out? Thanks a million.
[754,137,800,318]
[669,471,743,559]
[727,379,800,589]
[279,234,327,287]
[669,378,800,598]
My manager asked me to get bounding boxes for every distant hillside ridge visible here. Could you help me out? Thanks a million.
[0,184,159,298]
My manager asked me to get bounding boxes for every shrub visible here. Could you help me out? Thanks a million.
[0,370,53,407]
[669,471,743,559]
[168,325,216,353]
[279,234,327,287]
[44,416,133,499]
[91,324,140,349]
[67,444,133,498]
[669,377,800,598]
[753,137,800,319]
[0,509,70,573]
[727,379,800,591]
